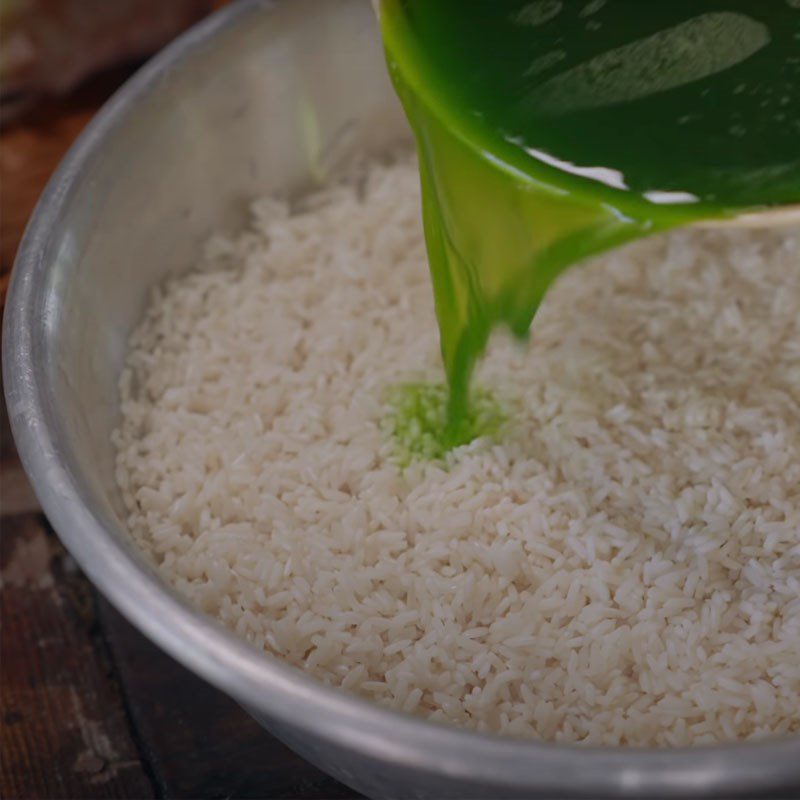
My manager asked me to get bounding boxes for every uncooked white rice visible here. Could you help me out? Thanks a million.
[114,159,800,746]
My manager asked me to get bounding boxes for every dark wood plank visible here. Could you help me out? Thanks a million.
[0,514,156,800]
[100,600,360,799]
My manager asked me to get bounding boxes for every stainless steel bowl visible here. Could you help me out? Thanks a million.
[4,1,799,797]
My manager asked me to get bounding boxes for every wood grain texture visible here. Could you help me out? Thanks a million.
[0,512,359,800]
[1,514,156,800]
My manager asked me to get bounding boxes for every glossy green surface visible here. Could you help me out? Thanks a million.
[381,0,800,438]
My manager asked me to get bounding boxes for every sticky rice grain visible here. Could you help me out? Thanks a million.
[114,160,800,746]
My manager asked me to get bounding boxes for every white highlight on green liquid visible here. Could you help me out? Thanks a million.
[526,12,770,114]
[580,0,607,17]
[524,49,566,77]
[512,0,562,27]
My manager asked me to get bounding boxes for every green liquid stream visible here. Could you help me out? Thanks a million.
[380,0,800,448]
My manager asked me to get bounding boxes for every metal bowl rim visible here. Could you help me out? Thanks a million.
[4,0,799,794]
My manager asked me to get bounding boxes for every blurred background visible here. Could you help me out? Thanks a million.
[0,0,228,299]
[0,2,358,797]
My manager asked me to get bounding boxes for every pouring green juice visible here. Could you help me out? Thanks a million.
[378,0,800,451]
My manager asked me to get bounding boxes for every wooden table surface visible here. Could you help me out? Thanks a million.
[1,64,359,800]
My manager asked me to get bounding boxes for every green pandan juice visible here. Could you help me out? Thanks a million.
[380,0,800,450]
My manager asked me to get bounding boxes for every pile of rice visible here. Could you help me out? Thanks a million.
[114,159,800,746]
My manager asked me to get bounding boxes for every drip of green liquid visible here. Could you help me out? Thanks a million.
[380,0,800,445]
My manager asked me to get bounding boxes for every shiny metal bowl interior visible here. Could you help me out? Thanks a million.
[4,1,799,798]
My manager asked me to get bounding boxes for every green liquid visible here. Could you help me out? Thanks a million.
[380,0,800,445]
[385,383,505,465]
